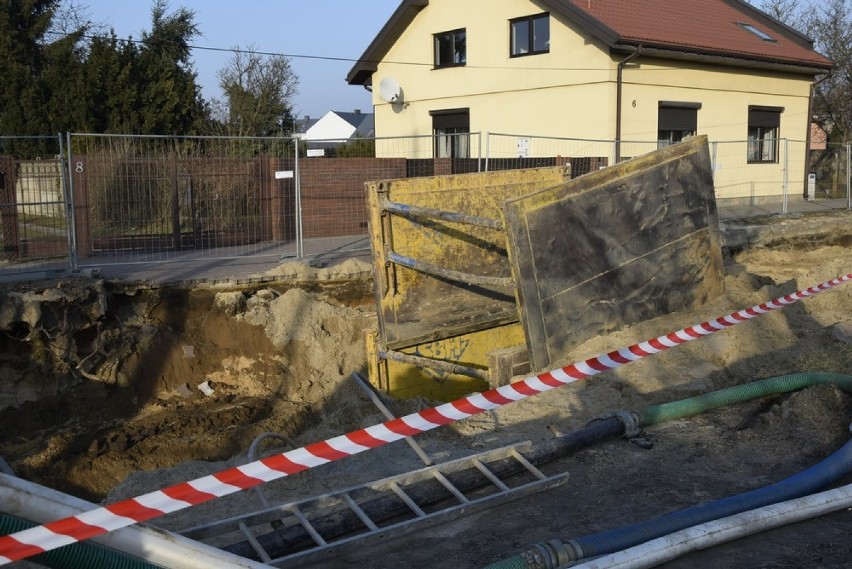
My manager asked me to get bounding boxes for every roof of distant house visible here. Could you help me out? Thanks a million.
[294,116,320,134]
[335,111,374,134]
[347,0,832,85]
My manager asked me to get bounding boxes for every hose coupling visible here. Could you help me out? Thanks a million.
[611,410,642,438]
[518,540,575,569]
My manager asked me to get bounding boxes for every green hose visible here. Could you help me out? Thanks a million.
[0,514,164,569]
[485,372,852,569]
[639,372,852,427]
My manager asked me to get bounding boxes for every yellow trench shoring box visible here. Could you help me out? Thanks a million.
[365,167,568,401]
[365,137,723,401]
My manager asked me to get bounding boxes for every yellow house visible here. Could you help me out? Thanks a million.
[347,0,832,198]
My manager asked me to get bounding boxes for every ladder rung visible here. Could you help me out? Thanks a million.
[510,449,547,480]
[288,505,327,546]
[432,471,469,504]
[238,521,273,564]
[389,482,426,517]
[342,492,379,531]
[472,459,510,492]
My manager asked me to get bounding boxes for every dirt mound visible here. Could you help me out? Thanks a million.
[1,212,852,569]
[0,283,377,501]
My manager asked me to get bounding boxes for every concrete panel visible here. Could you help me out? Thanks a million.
[503,136,723,371]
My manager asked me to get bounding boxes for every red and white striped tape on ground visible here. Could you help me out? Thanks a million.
[1,272,851,564]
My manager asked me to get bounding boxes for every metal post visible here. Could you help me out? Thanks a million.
[847,143,851,210]
[484,131,490,172]
[782,139,789,214]
[63,133,79,271]
[294,136,303,259]
[477,132,483,172]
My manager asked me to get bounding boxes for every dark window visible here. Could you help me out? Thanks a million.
[434,29,466,68]
[748,106,782,163]
[511,13,549,57]
[658,102,700,148]
[431,109,470,159]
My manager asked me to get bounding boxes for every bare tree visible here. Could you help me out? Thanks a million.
[755,0,808,30]
[212,45,299,137]
[806,0,852,142]
[50,0,109,38]
[753,0,851,142]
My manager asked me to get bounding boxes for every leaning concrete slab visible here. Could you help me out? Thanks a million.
[503,136,724,372]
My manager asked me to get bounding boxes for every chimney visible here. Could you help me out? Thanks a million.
[354,109,361,115]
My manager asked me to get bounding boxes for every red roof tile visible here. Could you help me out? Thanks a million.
[566,0,832,68]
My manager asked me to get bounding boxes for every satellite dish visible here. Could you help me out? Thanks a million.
[379,77,403,104]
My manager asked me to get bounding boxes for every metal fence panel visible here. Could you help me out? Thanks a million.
[3,132,848,281]
[68,134,298,269]
[486,133,851,221]
[299,133,483,260]
[486,133,617,176]
[0,135,71,279]
[809,142,851,208]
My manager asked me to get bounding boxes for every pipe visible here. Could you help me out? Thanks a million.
[0,473,274,569]
[567,436,852,560]
[226,374,852,561]
[379,347,491,380]
[615,46,642,163]
[386,251,514,289]
[0,514,161,569]
[569,481,852,569]
[381,199,504,231]
[487,437,852,568]
[485,372,852,568]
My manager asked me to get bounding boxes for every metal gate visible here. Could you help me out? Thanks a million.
[0,135,72,279]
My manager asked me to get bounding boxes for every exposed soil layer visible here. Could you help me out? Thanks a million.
[0,275,376,502]
[2,212,852,569]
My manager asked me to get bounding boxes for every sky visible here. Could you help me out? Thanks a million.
[78,0,402,119]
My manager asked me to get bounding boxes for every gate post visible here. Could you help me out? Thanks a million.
[0,156,19,259]
[782,138,789,214]
[847,143,851,210]
[170,153,181,251]
[60,134,77,270]
[69,154,92,260]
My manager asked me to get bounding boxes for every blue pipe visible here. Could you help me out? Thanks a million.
[569,436,852,559]
[484,436,852,568]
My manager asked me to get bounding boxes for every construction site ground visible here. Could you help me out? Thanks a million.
[1,210,852,568]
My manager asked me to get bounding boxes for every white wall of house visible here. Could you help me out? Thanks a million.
[305,111,358,141]
[364,0,818,197]
[372,0,614,141]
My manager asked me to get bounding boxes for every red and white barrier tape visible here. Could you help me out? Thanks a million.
[1,272,850,564]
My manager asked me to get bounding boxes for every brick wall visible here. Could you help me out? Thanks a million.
[299,157,407,238]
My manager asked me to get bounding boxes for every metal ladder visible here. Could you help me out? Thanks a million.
[179,440,570,567]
